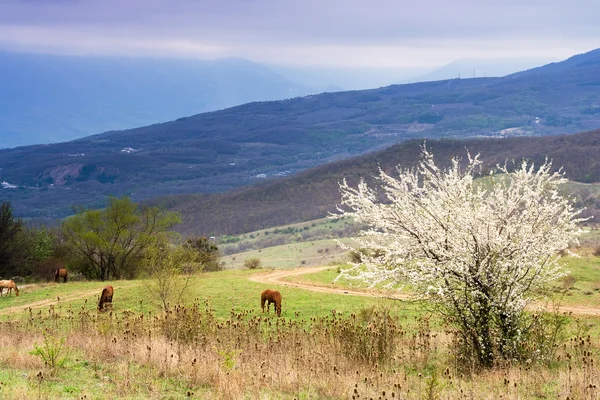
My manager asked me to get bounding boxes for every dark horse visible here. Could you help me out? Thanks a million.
[54,268,68,283]
[260,289,282,317]
[98,286,114,311]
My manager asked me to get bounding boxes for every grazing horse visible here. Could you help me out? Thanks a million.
[98,286,114,311]
[260,289,282,317]
[0,280,19,297]
[54,268,68,283]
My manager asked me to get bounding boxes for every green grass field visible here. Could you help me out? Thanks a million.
[219,216,357,255]
[0,269,418,321]
[221,237,357,270]
[2,232,600,399]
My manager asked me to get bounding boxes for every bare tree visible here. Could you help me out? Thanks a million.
[144,241,200,312]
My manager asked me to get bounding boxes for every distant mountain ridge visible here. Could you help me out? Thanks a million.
[508,48,600,77]
[413,57,555,82]
[0,51,314,149]
[2,47,600,219]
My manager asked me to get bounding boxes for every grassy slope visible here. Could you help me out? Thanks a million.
[221,238,353,270]
[0,269,411,321]
[2,252,600,399]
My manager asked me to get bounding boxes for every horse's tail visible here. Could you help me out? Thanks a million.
[54,269,59,282]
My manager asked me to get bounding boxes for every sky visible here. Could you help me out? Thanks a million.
[1,0,599,87]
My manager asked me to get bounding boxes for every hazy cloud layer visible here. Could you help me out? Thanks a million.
[0,0,598,67]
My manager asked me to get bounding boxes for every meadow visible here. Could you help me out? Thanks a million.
[2,243,600,399]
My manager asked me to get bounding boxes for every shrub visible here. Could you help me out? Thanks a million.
[29,332,67,374]
[561,275,577,290]
[244,257,261,269]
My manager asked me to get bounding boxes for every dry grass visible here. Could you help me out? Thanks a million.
[0,300,599,399]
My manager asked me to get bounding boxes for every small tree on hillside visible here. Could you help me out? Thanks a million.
[144,239,200,312]
[336,147,586,369]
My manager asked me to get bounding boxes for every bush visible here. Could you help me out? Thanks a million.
[244,257,261,269]
[561,275,577,290]
[29,332,67,374]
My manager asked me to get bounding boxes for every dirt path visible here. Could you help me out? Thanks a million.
[0,281,138,316]
[0,288,102,316]
[250,266,600,317]
[249,266,411,299]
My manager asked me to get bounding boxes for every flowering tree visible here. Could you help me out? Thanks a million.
[336,147,586,368]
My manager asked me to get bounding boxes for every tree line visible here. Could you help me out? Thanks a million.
[0,197,220,282]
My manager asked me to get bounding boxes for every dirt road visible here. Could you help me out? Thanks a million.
[250,266,409,300]
[0,288,101,316]
[249,266,600,317]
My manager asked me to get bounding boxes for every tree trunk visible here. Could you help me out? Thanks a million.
[473,294,494,368]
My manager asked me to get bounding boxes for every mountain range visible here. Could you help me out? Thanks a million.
[0,51,316,149]
[413,57,555,82]
[2,48,600,221]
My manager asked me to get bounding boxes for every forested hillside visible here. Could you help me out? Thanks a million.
[2,48,600,219]
[152,128,600,237]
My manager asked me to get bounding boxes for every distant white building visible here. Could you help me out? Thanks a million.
[1,181,17,189]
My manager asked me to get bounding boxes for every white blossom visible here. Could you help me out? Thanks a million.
[335,145,587,366]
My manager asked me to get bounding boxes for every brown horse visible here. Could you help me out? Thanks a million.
[260,289,282,317]
[0,280,19,296]
[54,268,68,283]
[98,286,114,311]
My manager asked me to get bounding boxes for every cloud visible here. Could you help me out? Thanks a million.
[0,0,598,67]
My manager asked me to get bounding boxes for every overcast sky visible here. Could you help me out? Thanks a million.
[1,0,598,70]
